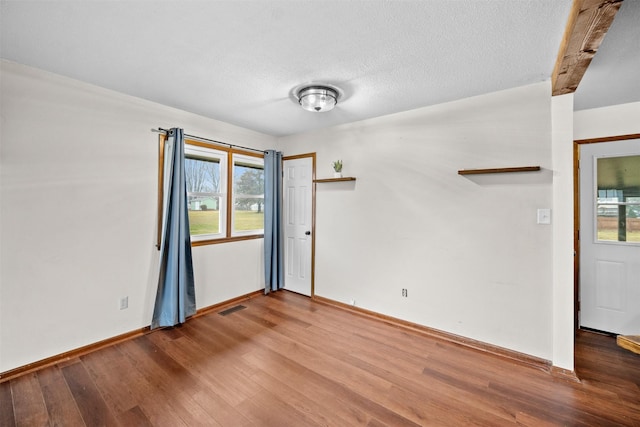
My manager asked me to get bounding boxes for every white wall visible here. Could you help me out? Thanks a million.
[6,58,620,372]
[0,60,275,372]
[566,101,640,369]
[574,102,640,140]
[279,82,555,360]
[551,94,575,371]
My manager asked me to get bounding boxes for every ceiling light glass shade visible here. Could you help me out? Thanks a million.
[297,86,338,112]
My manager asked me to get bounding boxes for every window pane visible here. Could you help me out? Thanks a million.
[626,197,640,243]
[596,193,640,243]
[188,196,220,235]
[596,156,640,243]
[596,203,619,241]
[185,156,222,236]
[233,162,264,233]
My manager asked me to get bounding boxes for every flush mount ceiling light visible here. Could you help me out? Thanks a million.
[297,85,339,112]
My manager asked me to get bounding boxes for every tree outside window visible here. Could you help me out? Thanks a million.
[233,158,264,234]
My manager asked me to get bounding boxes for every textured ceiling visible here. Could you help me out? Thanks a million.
[1,0,630,137]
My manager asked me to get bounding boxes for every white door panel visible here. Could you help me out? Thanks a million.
[283,156,313,296]
[580,139,640,334]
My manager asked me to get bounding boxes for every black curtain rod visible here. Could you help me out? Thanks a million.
[152,128,267,154]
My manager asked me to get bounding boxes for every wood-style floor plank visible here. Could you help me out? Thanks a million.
[61,361,120,426]
[145,329,254,426]
[37,366,85,426]
[80,345,139,417]
[0,380,16,427]
[117,405,153,427]
[3,290,640,426]
[117,337,219,426]
[10,372,49,427]
[249,297,508,425]
[103,342,188,427]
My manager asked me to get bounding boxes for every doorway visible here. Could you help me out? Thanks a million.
[576,135,640,335]
[282,154,315,296]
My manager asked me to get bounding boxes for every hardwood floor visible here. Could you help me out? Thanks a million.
[2,291,639,426]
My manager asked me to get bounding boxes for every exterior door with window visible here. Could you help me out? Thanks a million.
[283,156,314,296]
[579,139,640,335]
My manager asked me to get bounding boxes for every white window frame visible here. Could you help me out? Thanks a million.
[232,153,265,237]
[185,144,228,242]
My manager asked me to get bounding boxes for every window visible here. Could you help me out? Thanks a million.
[233,155,264,236]
[158,135,264,247]
[185,144,227,241]
[596,155,640,243]
[597,190,640,243]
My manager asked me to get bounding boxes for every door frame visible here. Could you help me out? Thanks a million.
[573,133,640,332]
[282,152,316,297]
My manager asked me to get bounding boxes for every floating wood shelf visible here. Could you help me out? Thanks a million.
[314,177,357,183]
[458,166,541,175]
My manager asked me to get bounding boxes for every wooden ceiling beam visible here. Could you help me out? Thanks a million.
[551,0,623,96]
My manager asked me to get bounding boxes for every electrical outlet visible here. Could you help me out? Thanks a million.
[119,296,128,310]
[402,288,408,297]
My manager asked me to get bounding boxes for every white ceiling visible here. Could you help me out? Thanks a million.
[1,1,635,137]
[573,0,640,111]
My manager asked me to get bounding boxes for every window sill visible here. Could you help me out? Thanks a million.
[191,234,264,247]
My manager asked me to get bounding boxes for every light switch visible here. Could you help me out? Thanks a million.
[537,208,551,225]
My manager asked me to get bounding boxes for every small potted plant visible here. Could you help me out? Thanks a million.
[332,160,343,178]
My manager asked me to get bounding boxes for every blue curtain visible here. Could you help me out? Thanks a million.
[264,150,284,294]
[152,128,196,329]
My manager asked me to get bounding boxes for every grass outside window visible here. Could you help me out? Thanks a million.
[189,210,263,235]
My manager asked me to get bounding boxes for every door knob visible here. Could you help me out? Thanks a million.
[305,231,311,235]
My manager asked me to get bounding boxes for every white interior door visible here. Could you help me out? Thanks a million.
[579,139,640,335]
[283,156,313,296]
